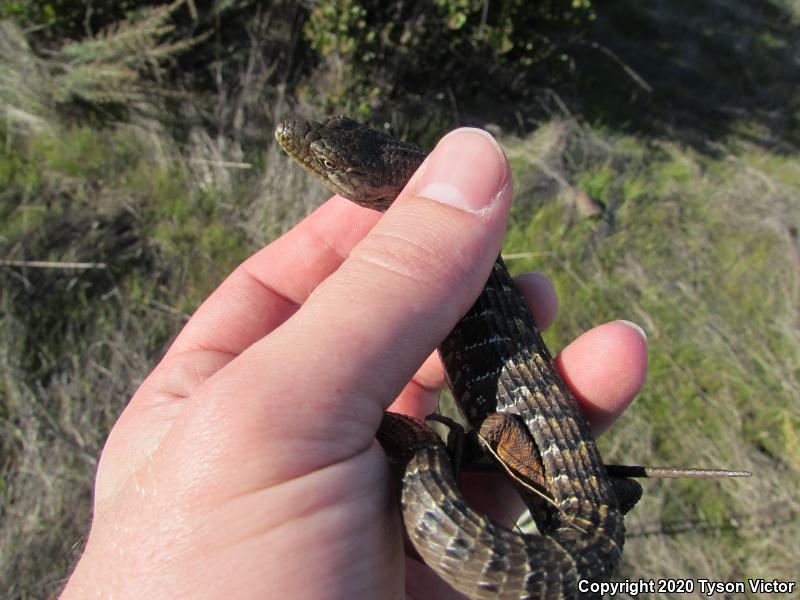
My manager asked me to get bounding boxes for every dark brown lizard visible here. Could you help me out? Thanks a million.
[275,116,749,599]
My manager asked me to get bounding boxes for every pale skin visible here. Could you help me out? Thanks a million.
[62,129,648,599]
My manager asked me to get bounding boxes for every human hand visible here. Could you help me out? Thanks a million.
[62,129,647,599]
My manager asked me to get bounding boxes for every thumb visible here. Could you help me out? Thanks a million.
[184,127,513,485]
[262,127,511,458]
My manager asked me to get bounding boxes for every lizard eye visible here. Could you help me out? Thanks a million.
[321,158,337,171]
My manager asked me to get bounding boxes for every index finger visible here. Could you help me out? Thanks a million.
[165,196,380,359]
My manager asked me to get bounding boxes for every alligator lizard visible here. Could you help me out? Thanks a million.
[274,116,745,599]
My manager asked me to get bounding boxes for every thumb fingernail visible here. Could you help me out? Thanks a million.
[415,128,508,214]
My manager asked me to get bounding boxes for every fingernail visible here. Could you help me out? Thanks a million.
[616,320,647,341]
[414,128,507,213]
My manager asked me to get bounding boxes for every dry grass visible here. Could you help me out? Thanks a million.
[503,120,800,592]
[0,14,308,596]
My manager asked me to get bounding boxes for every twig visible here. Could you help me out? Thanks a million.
[502,251,554,261]
[583,41,652,93]
[0,259,107,269]
[188,158,252,169]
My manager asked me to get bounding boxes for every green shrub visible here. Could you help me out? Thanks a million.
[0,0,152,37]
[304,0,594,121]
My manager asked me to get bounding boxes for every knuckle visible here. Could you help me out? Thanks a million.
[350,229,470,293]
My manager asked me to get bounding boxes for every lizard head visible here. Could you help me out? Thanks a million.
[275,116,426,212]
